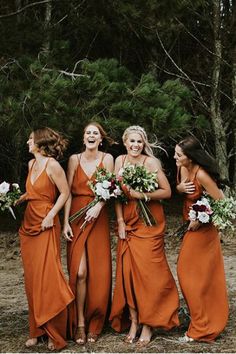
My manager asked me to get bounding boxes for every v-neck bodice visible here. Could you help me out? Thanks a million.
[71,154,105,198]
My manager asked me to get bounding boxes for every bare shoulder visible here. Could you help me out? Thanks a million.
[47,158,62,172]
[69,154,79,163]
[145,156,162,172]
[196,168,214,183]
[103,153,114,163]
[115,155,123,165]
[28,159,35,169]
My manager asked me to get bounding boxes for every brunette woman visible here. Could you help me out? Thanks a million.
[174,136,228,342]
[18,127,74,351]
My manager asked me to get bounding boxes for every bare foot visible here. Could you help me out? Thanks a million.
[136,325,152,347]
[48,337,55,351]
[25,337,38,347]
[124,320,138,344]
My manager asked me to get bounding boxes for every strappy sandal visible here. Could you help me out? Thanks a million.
[87,333,98,343]
[75,326,86,345]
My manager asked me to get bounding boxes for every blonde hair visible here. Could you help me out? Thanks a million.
[122,125,160,157]
[33,127,68,160]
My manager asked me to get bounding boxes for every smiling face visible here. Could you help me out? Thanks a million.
[83,124,102,150]
[174,145,191,168]
[124,132,144,157]
[27,133,38,154]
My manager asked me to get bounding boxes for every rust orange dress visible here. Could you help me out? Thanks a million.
[19,159,74,350]
[110,156,179,332]
[177,166,229,341]
[67,153,112,338]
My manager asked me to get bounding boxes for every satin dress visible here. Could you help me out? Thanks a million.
[19,159,74,350]
[67,153,112,338]
[177,166,229,341]
[110,155,179,332]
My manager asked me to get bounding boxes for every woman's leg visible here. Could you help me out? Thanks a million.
[124,307,139,343]
[75,248,87,344]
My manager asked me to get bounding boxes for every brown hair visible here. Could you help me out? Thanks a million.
[33,127,68,160]
[84,121,116,148]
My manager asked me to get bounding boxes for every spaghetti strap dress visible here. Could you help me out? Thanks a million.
[19,159,74,350]
[67,153,112,338]
[177,166,229,341]
[110,155,179,332]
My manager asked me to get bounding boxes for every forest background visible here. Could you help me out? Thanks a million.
[0,0,235,191]
[0,1,236,353]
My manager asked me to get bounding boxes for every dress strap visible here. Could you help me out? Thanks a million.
[45,157,51,169]
[101,152,106,162]
[77,153,82,166]
[142,156,148,166]
[122,155,127,167]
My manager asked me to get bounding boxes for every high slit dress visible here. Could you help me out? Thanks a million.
[19,159,74,350]
[110,155,179,332]
[177,166,229,341]
[67,153,112,338]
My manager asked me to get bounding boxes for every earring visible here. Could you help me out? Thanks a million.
[100,141,102,146]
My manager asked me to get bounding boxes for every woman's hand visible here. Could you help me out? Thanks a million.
[177,178,195,194]
[188,220,201,231]
[14,193,27,206]
[129,188,143,200]
[117,219,126,239]
[41,212,54,231]
[63,223,74,241]
[84,202,103,224]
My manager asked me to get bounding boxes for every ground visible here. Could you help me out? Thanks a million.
[0,205,235,353]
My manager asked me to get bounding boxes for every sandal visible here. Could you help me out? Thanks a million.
[136,338,151,348]
[87,333,98,343]
[75,326,86,345]
[123,317,138,344]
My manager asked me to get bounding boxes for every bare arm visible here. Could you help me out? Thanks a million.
[63,155,78,241]
[41,159,69,231]
[197,169,224,200]
[114,156,126,239]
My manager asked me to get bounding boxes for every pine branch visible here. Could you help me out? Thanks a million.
[0,0,52,19]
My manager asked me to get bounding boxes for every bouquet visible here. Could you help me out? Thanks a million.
[69,168,122,227]
[175,193,236,238]
[0,181,21,219]
[118,164,158,226]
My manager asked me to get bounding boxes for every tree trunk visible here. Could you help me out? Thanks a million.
[210,0,229,182]
[42,0,52,52]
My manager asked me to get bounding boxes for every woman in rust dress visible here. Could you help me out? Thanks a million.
[174,136,229,342]
[110,126,179,347]
[63,122,114,345]
[18,127,74,350]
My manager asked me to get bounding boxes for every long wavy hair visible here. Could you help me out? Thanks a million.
[33,127,68,160]
[178,136,221,182]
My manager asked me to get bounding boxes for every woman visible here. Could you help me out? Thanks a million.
[174,136,229,342]
[110,125,179,347]
[18,127,74,350]
[63,122,114,345]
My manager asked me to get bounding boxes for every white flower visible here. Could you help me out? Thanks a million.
[95,183,104,196]
[0,181,10,194]
[113,186,122,197]
[102,180,111,189]
[198,212,210,223]
[188,209,197,221]
[12,183,20,190]
[101,188,110,200]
